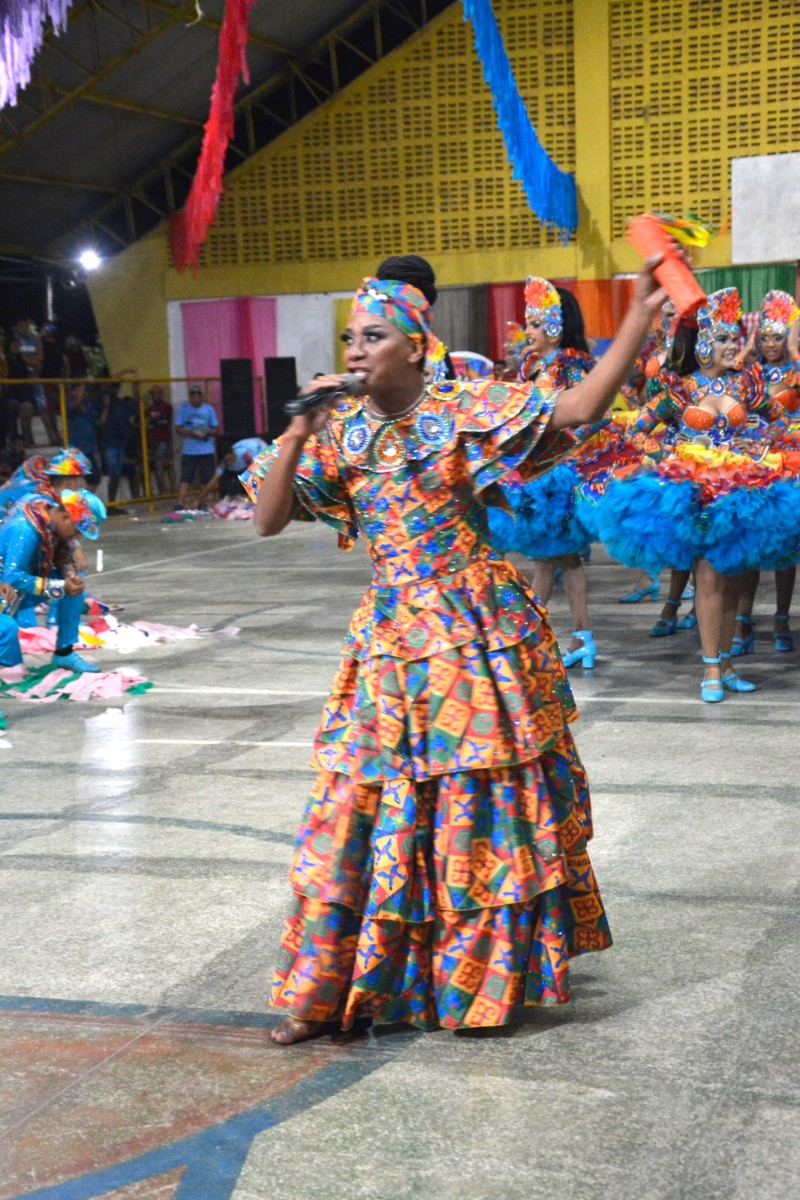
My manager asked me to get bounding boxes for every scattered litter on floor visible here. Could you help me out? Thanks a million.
[18,617,209,656]
[0,663,153,703]
[161,498,254,523]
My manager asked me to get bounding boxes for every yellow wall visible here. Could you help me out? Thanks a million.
[87,227,171,379]
[90,0,800,365]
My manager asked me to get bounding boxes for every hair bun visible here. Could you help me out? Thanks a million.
[375,254,437,305]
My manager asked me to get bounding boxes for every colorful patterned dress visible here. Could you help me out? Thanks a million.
[243,379,612,1030]
[594,369,800,575]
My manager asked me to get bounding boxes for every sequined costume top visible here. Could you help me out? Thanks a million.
[630,368,782,450]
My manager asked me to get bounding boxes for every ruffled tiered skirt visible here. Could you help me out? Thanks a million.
[270,558,611,1030]
[594,441,800,575]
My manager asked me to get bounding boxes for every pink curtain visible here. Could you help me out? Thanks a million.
[180,297,277,432]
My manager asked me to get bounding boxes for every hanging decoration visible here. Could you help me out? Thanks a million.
[171,0,256,273]
[461,0,577,238]
[0,0,73,109]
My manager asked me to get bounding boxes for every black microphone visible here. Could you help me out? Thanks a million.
[284,372,364,417]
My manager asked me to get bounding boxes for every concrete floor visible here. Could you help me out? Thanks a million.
[1,512,798,1200]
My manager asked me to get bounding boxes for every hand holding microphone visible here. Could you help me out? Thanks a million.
[284,372,365,417]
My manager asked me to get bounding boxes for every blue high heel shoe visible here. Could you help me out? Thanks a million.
[720,652,757,692]
[773,614,794,652]
[619,576,659,603]
[730,616,755,656]
[650,598,680,637]
[562,630,596,669]
[675,609,697,630]
[700,655,724,703]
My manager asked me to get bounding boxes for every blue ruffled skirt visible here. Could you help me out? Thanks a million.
[594,465,800,575]
[488,462,592,560]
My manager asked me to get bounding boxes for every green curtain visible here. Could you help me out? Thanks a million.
[696,263,797,311]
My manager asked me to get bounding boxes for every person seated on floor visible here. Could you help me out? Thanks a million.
[195,437,268,509]
[0,488,106,674]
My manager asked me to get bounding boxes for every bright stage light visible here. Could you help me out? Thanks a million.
[78,249,102,271]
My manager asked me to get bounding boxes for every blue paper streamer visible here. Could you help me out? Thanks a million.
[462,0,577,237]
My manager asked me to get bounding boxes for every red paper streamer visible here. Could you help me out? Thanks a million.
[171,0,256,273]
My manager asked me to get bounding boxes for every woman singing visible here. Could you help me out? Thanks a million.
[244,262,666,1043]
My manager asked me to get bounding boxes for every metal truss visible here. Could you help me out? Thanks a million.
[44,0,453,259]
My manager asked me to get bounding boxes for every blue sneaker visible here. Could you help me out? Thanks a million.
[52,651,101,674]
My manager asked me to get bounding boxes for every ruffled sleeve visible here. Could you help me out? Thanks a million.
[435,379,578,495]
[240,429,358,550]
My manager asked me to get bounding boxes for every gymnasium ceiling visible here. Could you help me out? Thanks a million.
[0,0,454,264]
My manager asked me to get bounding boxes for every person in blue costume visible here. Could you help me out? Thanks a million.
[594,288,800,702]
[487,277,598,669]
[0,447,93,629]
[0,455,50,516]
[0,446,91,515]
[730,290,800,656]
[617,299,678,604]
[0,488,106,674]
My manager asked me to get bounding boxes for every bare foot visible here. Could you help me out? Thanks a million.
[269,1016,327,1046]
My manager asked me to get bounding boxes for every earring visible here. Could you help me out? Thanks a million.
[696,337,713,366]
[545,320,562,346]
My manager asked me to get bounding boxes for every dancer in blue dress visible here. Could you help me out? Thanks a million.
[595,288,800,701]
[487,278,599,668]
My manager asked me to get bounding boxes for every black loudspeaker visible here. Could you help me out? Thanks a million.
[220,358,255,439]
[264,356,298,442]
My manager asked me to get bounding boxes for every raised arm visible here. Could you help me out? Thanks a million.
[548,258,668,432]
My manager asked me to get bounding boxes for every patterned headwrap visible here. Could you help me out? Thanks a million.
[59,489,107,540]
[759,290,800,335]
[44,447,93,476]
[523,276,562,345]
[350,277,432,348]
[698,288,741,337]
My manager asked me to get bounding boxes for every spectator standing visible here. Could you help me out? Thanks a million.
[66,385,102,489]
[145,385,175,495]
[8,319,43,447]
[175,385,218,509]
[98,383,138,505]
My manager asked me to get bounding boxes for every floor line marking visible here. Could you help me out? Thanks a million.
[150,689,800,709]
[132,738,314,747]
[155,685,328,697]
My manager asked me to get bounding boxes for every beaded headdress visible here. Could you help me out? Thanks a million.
[698,288,741,336]
[759,290,800,335]
[59,488,107,540]
[44,447,93,476]
[523,276,562,345]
